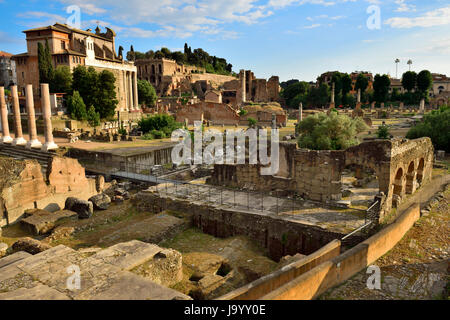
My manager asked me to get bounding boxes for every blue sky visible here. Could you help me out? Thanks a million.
[1,0,449,82]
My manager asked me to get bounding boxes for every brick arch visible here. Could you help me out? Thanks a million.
[392,167,404,208]
[405,161,416,194]
[416,158,425,185]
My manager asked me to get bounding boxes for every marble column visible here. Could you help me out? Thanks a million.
[128,72,134,111]
[419,98,425,113]
[133,72,139,111]
[25,84,42,149]
[330,82,335,109]
[298,102,303,122]
[240,69,246,104]
[40,84,58,151]
[0,86,13,143]
[11,85,27,146]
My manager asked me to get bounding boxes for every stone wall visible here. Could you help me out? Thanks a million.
[260,204,421,300]
[0,157,98,226]
[218,240,341,300]
[134,192,361,262]
[175,101,240,125]
[207,138,434,223]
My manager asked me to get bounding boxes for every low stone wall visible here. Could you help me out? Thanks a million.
[260,204,420,300]
[217,240,341,300]
[134,192,362,261]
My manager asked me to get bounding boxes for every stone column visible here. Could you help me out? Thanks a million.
[357,88,361,104]
[298,102,303,122]
[240,69,246,104]
[0,87,13,143]
[330,82,335,109]
[419,98,425,113]
[11,85,27,146]
[128,72,134,111]
[40,84,58,151]
[133,72,139,111]
[25,85,42,149]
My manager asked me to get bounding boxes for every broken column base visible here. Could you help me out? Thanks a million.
[26,139,43,150]
[41,141,58,152]
[12,137,27,146]
[0,136,13,144]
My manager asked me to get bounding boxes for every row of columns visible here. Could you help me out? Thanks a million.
[124,71,139,112]
[0,84,57,151]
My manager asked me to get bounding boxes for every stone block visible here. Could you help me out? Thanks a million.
[20,209,77,235]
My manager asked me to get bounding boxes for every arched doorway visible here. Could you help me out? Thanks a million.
[416,158,424,186]
[405,161,416,194]
[392,167,403,208]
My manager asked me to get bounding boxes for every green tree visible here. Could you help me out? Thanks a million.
[296,112,367,150]
[67,91,87,121]
[86,105,100,127]
[406,106,450,152]
[137,80,157,107]
[373,74,391,103]
[341,74,352,96]
[355,74,369,93]
[51,66,72,94]
[402,71,417,92]
[72,66,98,108]
[282,81,309,108]
[96,70,118,119]
[307,83,330,107]
[37,40,54,85]
[248,117,257,128]
[416,70,433,98]
[377,124,390,139]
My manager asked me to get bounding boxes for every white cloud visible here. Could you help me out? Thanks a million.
[304,23,321,29]
[394,0,416,13]
[385,6,450,28]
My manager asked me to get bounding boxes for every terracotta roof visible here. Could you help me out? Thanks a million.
[0,51,13,58]
[23,23,114,41]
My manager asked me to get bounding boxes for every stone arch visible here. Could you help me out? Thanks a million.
[392,167,403,208]
[405,161,416,194]
[416,158,424,185]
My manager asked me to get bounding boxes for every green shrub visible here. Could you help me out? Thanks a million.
[248,117,257,127]
[406,105,450,152]
[142,133,155,140]
[67,91,87,121]
[86,105,100,127]
[377,124,390,139]
[297,112,368,150]
[239,109,248,117]
[150,130,166,139]
[138,114,182,135]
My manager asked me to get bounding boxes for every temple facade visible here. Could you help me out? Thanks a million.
[12,23,138,113]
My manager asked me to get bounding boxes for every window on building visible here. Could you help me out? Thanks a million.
[61,41,66,50]
[73,56,75,63]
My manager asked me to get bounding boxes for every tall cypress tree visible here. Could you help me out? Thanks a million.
[37,42,47,83]
[45,39,54,84]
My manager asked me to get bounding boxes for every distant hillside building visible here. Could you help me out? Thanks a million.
[431,73,450,96]
[12,23,138,113]
[0,51,17,89]
[136,58,206,96]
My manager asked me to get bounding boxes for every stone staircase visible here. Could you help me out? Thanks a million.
[0,144,55,174]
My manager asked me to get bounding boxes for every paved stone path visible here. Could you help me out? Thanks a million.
[0,240,191,300]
